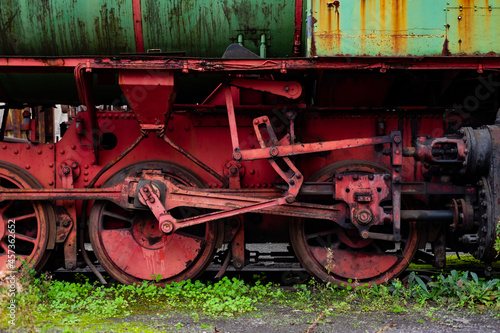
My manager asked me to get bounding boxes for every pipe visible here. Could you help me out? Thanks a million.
[401,210,453,221]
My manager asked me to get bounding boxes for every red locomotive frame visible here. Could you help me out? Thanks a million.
[0,55,499,286]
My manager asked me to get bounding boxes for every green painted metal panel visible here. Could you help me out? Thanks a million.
[0,0,136,56]
[140,0,295,57]
[309,0,500,57]
[0,0,295,57]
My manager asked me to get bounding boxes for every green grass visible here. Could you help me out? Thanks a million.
[1,262,500,332]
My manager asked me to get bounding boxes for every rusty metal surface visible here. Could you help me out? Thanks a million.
[309,0,500,57]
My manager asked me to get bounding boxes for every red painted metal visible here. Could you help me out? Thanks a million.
[294,0,303,56]
[119,70,175,130]
[239,135,392,161]
[229,78,302,99]
[334,173,391,229]
[132,0,145,53]
[1,56,500,73]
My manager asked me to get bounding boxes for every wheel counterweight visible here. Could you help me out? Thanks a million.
[89,161,221,285]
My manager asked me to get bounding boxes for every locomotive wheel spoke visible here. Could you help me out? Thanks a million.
[290,160,418,287]
[305,230,336,241]
[9,212,36,222]
[0,162,54,274]
[102,210,134,224]
[14,233,36,243]
[0,200,14,213]
[89,160,221,285]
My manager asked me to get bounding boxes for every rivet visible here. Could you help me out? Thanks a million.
[25,165,30,169]
[49,163,54,168]
[49,144,54,150]
[114,115,119,119]
[84,171,89,175]
[71,145,76,150]
[25,144,30,150]
[84,178,89,182]
[126,114,131,119]
[96,184,101,188]
[250,170,255,175]
[60,150,65,155]
[37,149,42,155]
[48,181,54,186]
[14,150,18,154]
[2,145,6,150]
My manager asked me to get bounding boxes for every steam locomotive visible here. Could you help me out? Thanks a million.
[0,0,499,286]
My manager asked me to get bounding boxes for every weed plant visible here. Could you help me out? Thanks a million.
[1,264,500,331]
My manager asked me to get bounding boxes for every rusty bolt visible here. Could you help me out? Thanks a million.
[229,166,238,175]
[289,179,295,186]
[269,147,279,157]
[361,230,370,239]
[62,166,71,175]
[62,220,71,227]
[285,195,295,204]
[149,197,155,203]
[393,136,402,143]
[296,173,302,179]
[356,209,373,224]
[233,151,242,161]
[161,221,174,234]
